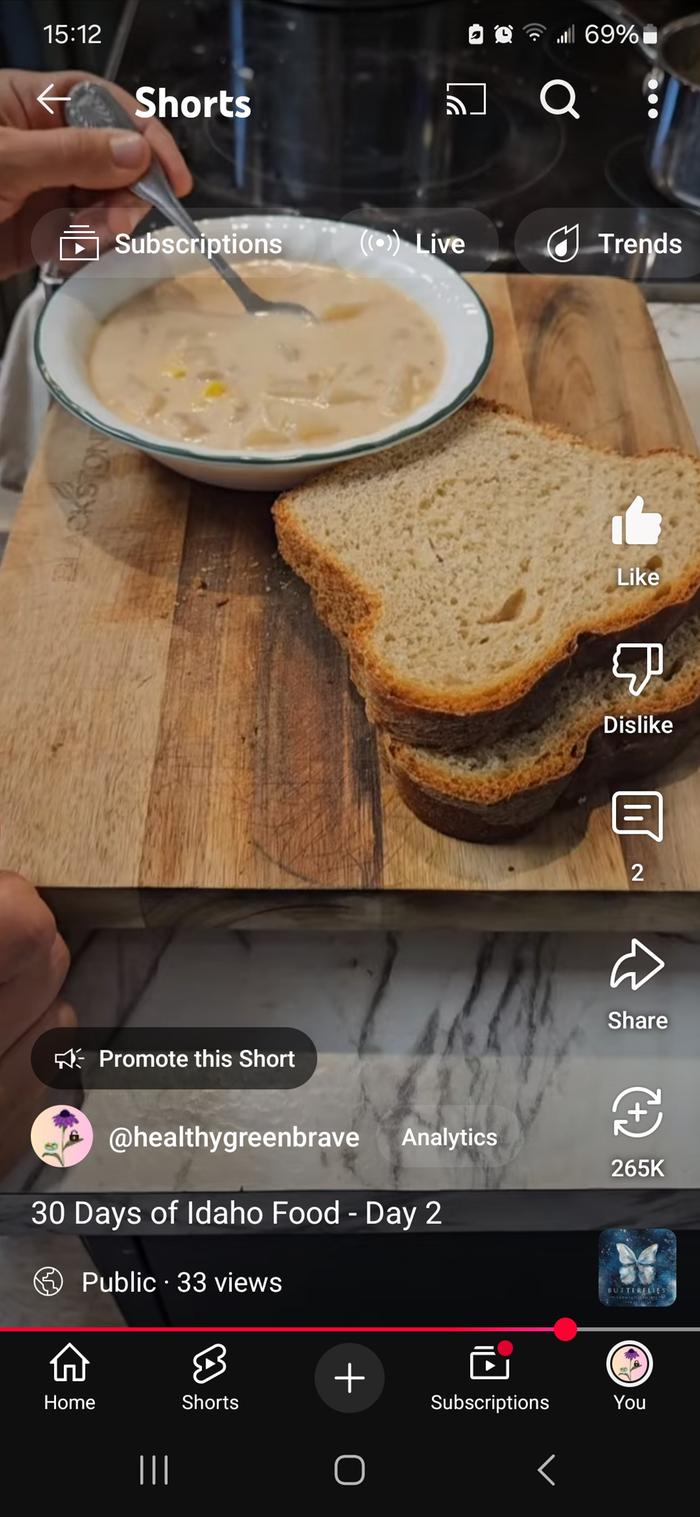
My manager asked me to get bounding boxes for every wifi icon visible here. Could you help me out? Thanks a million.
[523,21,547,41]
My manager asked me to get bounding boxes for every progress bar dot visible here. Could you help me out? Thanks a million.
[553,1317,578,1342]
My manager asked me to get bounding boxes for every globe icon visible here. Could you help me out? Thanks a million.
[33,1266,64,1297]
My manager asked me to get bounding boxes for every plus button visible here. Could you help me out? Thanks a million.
[334,1361,367,1395]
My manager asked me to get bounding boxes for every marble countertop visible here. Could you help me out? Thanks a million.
[4,921,699,1325]
[17,925,700,1196]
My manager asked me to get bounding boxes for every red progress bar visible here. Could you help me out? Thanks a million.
[0,1320,577,1337]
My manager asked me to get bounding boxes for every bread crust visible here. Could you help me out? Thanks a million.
[383,690,700,842]
[274,399,700,749]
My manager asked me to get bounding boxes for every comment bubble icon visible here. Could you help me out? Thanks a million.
[611,791,664,843]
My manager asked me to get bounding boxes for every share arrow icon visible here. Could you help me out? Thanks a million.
[610,938,665,992]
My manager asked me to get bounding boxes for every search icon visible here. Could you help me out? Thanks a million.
[540,79,580,120]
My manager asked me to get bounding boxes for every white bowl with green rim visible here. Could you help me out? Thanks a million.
[35,215,494,491]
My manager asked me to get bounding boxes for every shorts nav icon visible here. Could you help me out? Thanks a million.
[192,1342,227,1385]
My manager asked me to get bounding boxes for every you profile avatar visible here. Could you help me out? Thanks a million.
[30,1105,94,1168]
[606,1340,654,1387]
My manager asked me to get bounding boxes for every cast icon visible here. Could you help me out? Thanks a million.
[445,82,487,116]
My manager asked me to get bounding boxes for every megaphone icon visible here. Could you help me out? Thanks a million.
[610,939,665,992]
[54,1047,85,1071]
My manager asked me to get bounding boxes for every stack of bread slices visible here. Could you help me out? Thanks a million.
[273,401,700,841]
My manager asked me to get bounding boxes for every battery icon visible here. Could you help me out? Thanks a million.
[643,25,658,44]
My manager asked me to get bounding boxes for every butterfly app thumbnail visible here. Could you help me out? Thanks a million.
[598,1227,677,1308]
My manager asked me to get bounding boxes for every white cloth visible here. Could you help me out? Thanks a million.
[0,285,51,510]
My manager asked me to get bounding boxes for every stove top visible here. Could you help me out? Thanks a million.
[117,0,699,278]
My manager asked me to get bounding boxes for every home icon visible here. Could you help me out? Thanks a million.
[50,1342,90,1383]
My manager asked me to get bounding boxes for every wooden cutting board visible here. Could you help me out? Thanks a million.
[1,274,699,930]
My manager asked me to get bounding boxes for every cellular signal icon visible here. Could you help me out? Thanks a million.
[557,23,576,45]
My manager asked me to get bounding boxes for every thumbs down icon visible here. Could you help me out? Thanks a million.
[612,642,664,697]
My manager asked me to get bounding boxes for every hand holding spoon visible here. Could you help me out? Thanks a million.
[65,81,314,320]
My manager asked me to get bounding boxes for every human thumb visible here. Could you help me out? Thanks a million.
[0,125,150,201]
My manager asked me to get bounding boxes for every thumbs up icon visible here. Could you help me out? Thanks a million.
[612,495,662,546]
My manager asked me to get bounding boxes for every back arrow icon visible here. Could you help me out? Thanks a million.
[37,83,72,114]
[538,1453,556,1486]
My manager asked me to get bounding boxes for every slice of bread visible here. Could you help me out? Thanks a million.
[383,614,700,841]
[274,400,700,748]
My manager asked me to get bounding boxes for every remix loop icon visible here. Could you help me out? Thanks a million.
[359,227,400,258]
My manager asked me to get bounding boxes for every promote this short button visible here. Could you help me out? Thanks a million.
[315,1343,385,1412]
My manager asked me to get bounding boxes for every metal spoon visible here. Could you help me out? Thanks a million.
[65,81,314,320]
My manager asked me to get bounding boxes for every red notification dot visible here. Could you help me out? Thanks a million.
[553,1317,578,1342]
[496,1339,513,1357]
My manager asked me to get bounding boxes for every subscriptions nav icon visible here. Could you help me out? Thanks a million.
[470,1343,511,1381]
